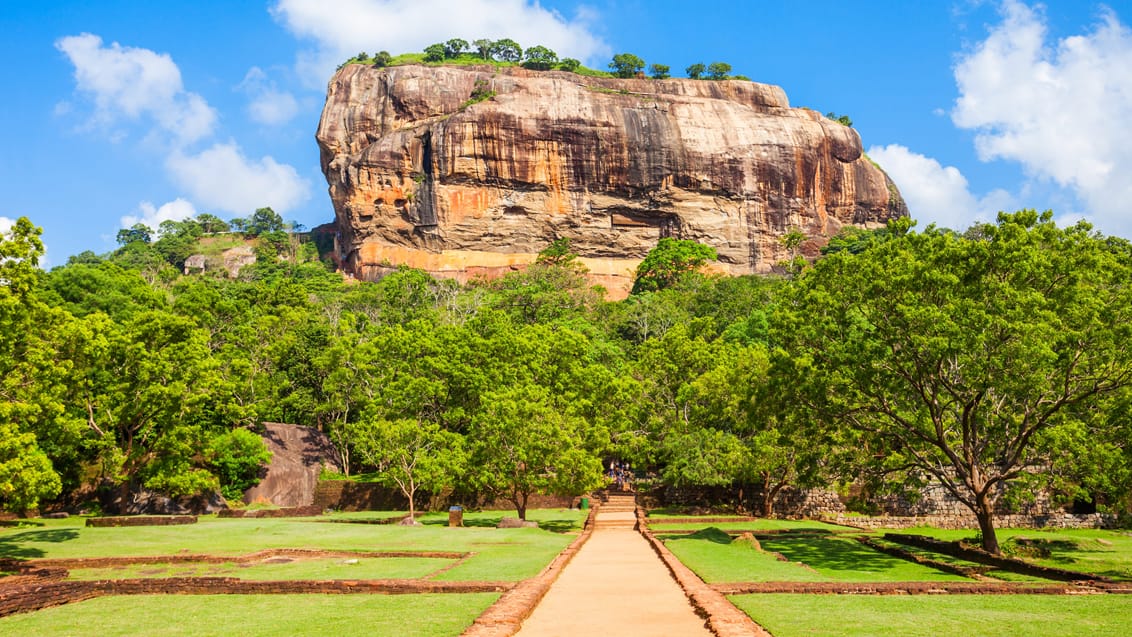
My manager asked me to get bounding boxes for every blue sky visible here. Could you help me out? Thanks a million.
[2,0,1131,263]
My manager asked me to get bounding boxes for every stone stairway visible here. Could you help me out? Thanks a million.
[593,489,637,529]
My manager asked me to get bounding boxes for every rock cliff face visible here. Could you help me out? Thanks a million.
[317,64,906,296]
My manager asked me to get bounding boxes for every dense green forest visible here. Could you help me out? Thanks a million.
[2,210,1131,553]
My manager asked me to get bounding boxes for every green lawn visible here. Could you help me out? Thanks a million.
[0,510,585,582]
[899,527,1132,580]
[66,556,454,581]
[731,594,1132,637]
[0,593,499,637]
[662,527,968,583]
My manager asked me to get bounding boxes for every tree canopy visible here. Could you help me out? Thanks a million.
[609,53,645,78]
[4,210,1131,540]
[773,211,1132,553]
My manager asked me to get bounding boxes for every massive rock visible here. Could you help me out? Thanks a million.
[317,64,906,296]
[243,423,343,508]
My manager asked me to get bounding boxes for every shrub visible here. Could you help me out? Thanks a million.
[207,429,273,501]
[609,53,645,78]
[424,43,446,63]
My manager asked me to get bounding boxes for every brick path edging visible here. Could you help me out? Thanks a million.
[636,508,774,637]
[461,506,598,637]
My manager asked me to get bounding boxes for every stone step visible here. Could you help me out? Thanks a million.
[593,511,638,529]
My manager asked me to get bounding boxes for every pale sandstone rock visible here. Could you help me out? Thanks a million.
[317,64,907,297]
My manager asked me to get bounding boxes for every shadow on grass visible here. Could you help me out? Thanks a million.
[665,527,734,545]
[761,535,918,574]
[0,528,80,559]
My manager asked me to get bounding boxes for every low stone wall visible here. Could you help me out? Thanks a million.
[826,512,1117,530]
[86,516,197,527]
[649,482,1091,521]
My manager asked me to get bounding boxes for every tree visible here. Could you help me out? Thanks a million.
[473,39,494,60]
[355,51,369,62]
[609,53,645,78]
[820,220,914,255]
[778,228,807,276]
[707,62,732,80]
[373,50,393,67]
[685,62,706,79]
[774,211,1132,554]
[491,38,522,62]
[424,43,446,63]
[195,213,230,234]
[116,223,153,246]
[558,58,581,72]
[154,218,204,269]
[350,417,465,522]
[522,45,558,70]
[469,384,604,520]
[206,429,272,501]
[487,242,599,325]
[0,217,66,513]
[69,310,223,498]
[444,38,469,58]
[825,112,853,127]
[649,64,670,79]
[632,238,718,294]
[0,423,61,514]
[246,207,284,236]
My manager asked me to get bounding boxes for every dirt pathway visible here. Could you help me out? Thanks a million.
[514,513,713,637]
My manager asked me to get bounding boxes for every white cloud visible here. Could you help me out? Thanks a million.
[270,0,610,86]
[167,142,311,215]
[0,216,13,236]
[952,1,1132,235]
[869,144,1013,231]
[55,33,217,146]
[120,198,198,230]
[238,67,300,126]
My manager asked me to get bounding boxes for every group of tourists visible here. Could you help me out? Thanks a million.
[608,460,634,491]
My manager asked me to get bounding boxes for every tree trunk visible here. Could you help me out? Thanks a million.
[406,484,416,522]
[974,492,1000,555]
[517,492,528,521]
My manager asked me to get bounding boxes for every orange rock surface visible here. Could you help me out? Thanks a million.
[317,64,906,297]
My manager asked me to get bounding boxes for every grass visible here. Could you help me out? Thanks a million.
[0,510,585,582]
[0,593,499,637]
[730,594,1132,637]
[758,535,968,582]
[662,529,828,583]
[900,526,1132,580]
[661,527,968,583]
[66,556,454,581]
[864,537,1051,583]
